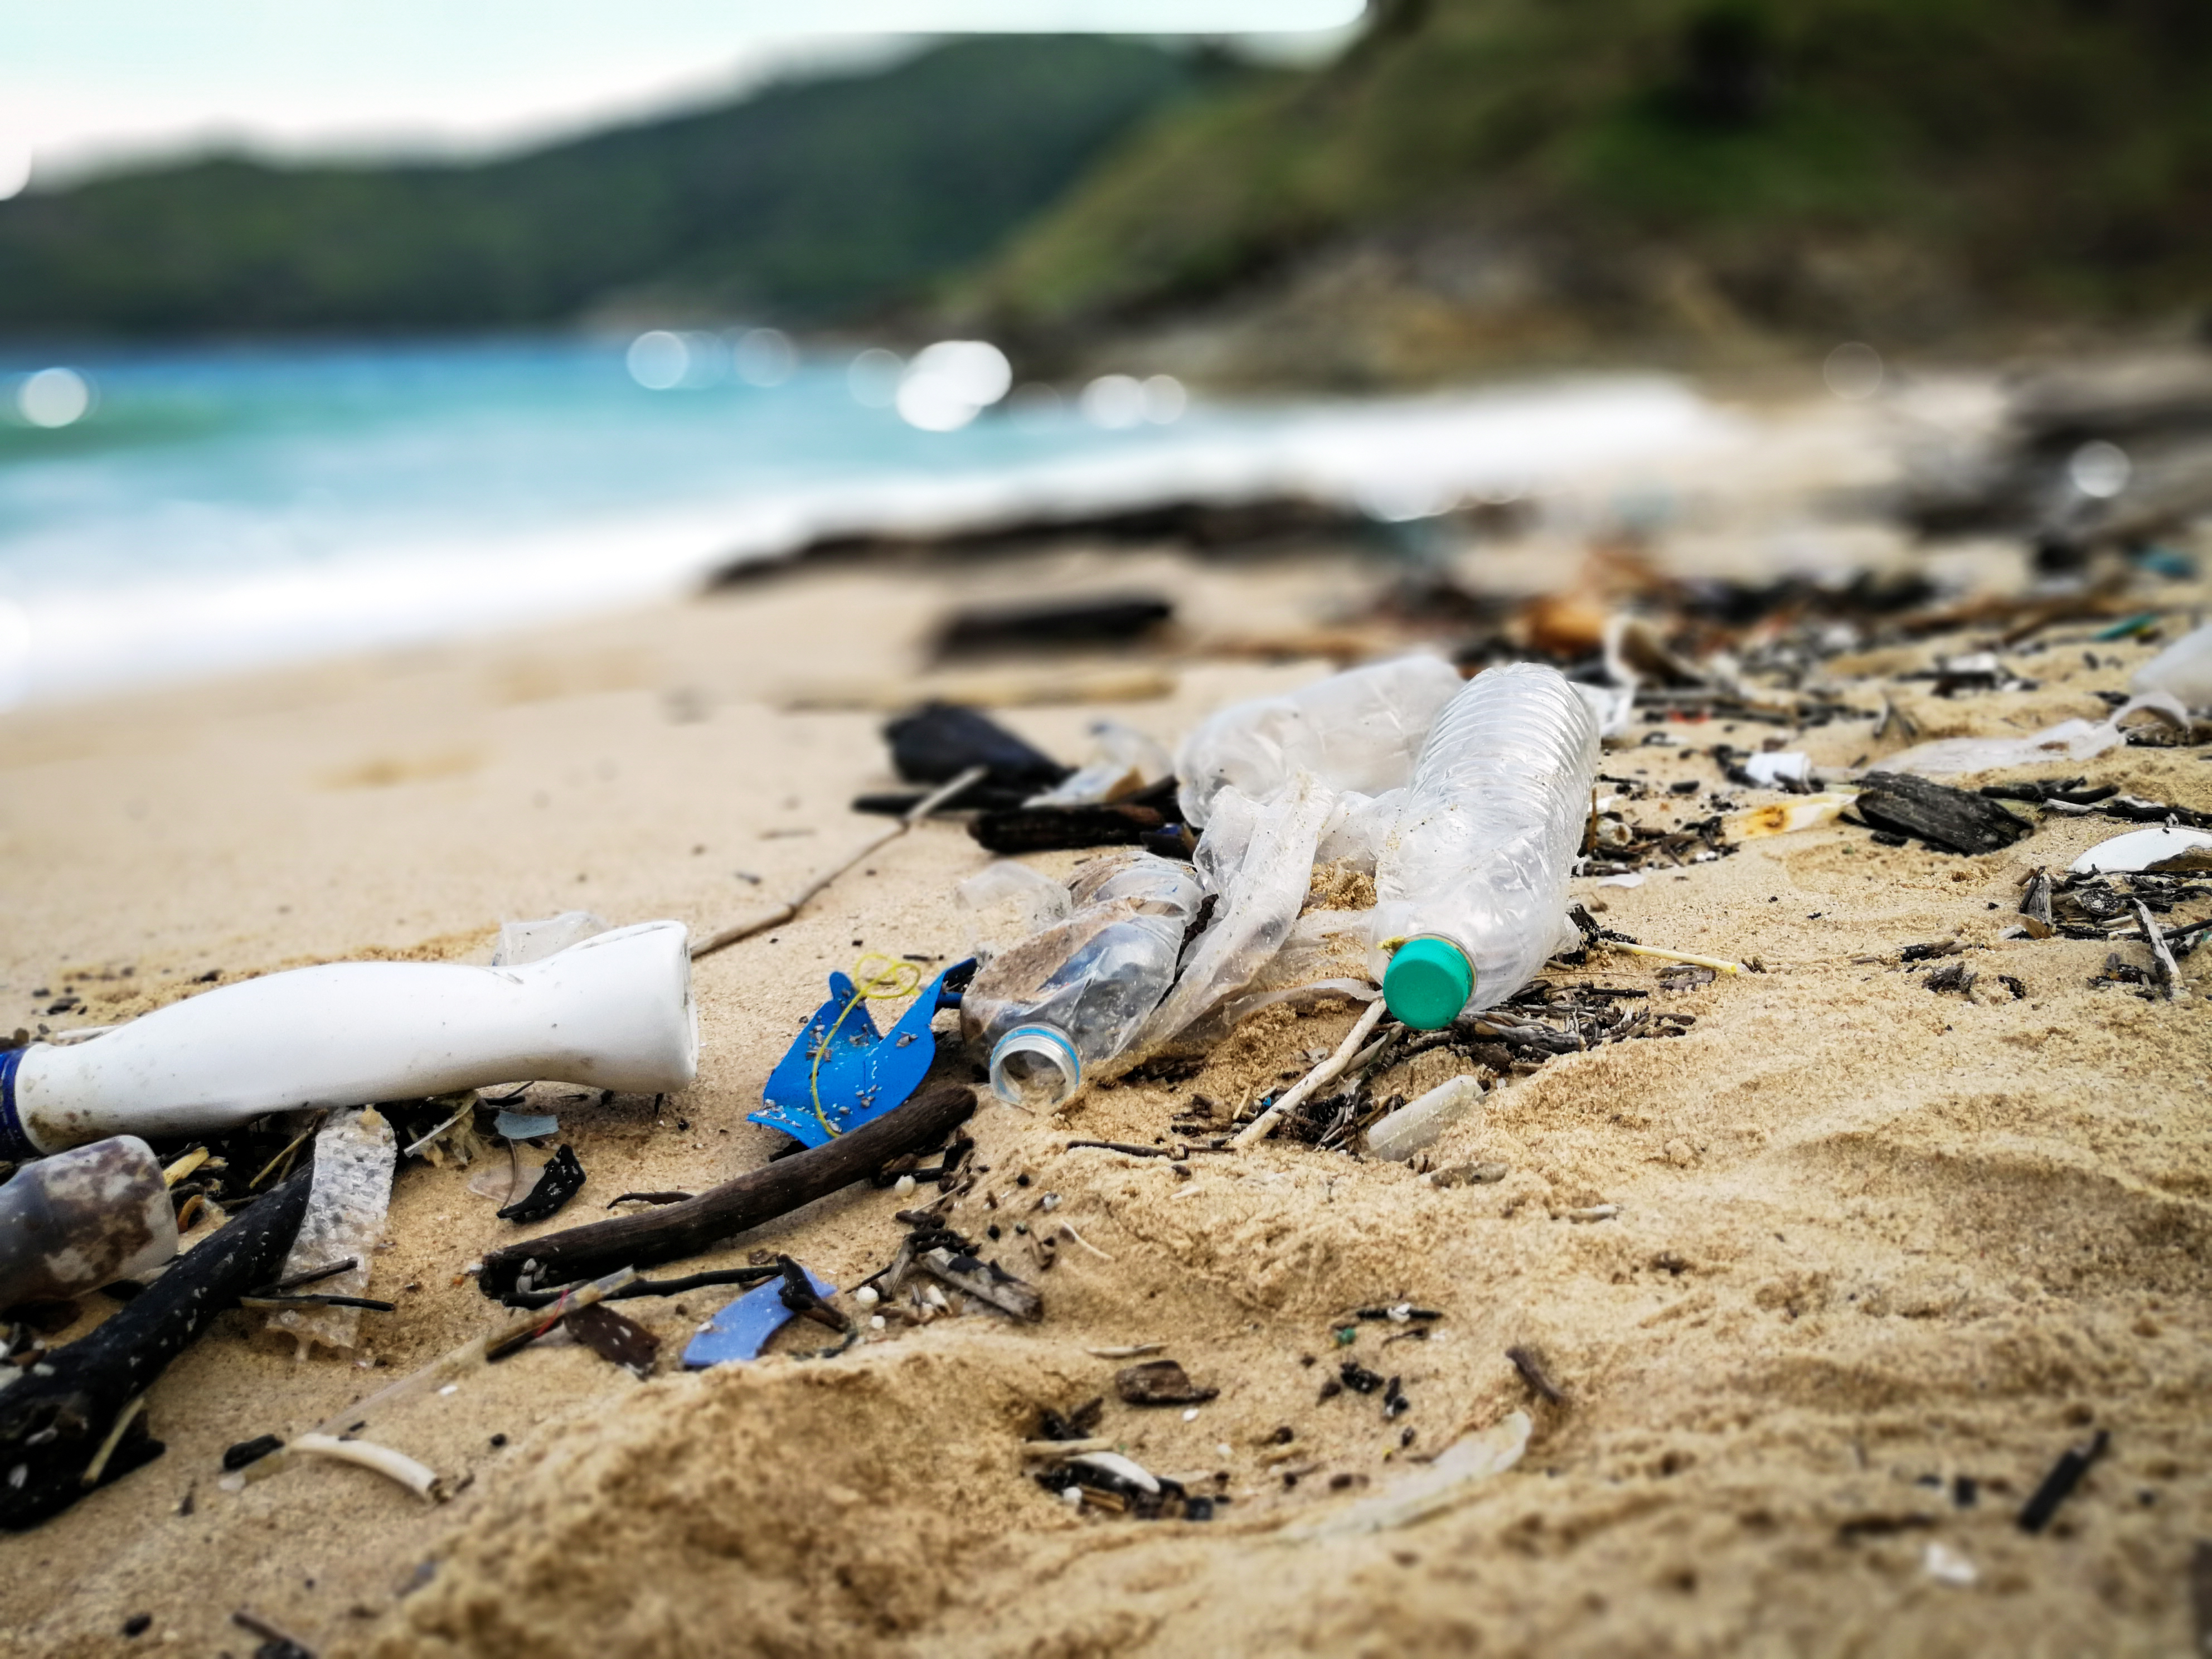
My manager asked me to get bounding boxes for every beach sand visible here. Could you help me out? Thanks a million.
[2,423,2209,1657]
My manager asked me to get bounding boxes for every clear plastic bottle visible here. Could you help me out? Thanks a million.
[1370,662,1599,1029]
[1176,654,1464,827]
[960,850,1204,1108]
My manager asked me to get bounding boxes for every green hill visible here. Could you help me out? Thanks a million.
[0,37,1203,336]
[972,0,2212,377]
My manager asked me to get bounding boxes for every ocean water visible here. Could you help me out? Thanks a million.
[0,337,1728,709]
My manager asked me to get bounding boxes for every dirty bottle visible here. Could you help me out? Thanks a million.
[961,850,1204,1108]
[1,921,697,1158]
[1370,662,1599,1029]
[1176,653,1464,827]
[0,1135,177,1309]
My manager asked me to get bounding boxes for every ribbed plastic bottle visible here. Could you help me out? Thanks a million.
[960,850,1204,1108]
[1370,662,1599,1029]
[1176,654,1465,827]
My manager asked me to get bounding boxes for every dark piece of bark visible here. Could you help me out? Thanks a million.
[2191,1540,2212,1659]
[1856,772,2034,855]
[498,1145,586,1224]
[884,703,1068,790]
[1506,1345,1570,1406]
[1115,1360,1217,1406]
[564,1303,659,1377]
[2095,793,2212,832]
[1924,959,1978,996]
[2020,868,2055,937]
[2017,1428,2107,1532]
[969,802,1168,855]
[478,1083,978,1298]
[0,1169,312,1531]
[935,595,1173,658]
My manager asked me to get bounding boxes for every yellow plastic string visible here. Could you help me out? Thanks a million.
[808,952,924,1138]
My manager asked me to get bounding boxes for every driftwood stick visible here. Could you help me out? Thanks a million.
[691,766,986,961]
[478,1081,979,1298]
[0,1167,312,1531]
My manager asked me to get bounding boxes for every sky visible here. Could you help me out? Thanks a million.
[3,1,1364,188]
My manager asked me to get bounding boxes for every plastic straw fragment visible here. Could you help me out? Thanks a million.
[1606,942,1746,974]
[286,1433,440,1499]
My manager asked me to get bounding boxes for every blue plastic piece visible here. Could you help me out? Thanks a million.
[750,959,975,1148]
[682,1264,838,1368]
[494,1110,561,1141]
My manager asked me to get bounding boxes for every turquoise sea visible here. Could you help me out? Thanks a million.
[0,336,1720,707]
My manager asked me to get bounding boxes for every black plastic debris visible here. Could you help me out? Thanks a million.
[222,1434,284,1472]
[935,594,1173,658]
[1337,1360,1385,1395]
[1114,1360,1219,1406]
[2018,1428,2108,1533]
[497,1146,587,1224]
[885,703,1069,792]
[970,801,1173,855]
[564,1302,659,1377]
[1855,772,2034,855]
[1032,1455,1215,1522]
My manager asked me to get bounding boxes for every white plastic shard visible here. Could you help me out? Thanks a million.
[1363,1073,1485,1162]
[1279,1410,1531,1540]
[266,1108,397,1357]
[2132,621,2212,711]
[1743,751,1811,788]
[1725,792,1859,840]
[2069,826,2212,876]
[492,910,610,967]
[1879,692,2189,777]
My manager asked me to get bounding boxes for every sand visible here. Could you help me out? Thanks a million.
[3,403,2210,1657]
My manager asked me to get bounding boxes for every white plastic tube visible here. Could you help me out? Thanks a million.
[1,921,697,1158]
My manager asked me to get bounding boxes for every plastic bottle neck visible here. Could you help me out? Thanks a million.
[989,1023,1083,1109]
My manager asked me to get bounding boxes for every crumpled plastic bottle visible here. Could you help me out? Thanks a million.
[959,850,1204,1108]
[1175,654,1464,828]
[1369,662,1599,1028]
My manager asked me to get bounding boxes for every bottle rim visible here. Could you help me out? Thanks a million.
[988,1023,1083,1108]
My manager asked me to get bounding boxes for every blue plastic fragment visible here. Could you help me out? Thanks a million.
[750,959,976,1148]
[681,1264,838,1368]
[494,1110,561,1141]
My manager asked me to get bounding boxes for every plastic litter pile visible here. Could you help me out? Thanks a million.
[3,585,2208,1545]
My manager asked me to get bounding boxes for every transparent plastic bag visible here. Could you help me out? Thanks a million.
[1175,654,1463,828]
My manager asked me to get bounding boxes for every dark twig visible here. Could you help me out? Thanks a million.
[478,1082,978,1298]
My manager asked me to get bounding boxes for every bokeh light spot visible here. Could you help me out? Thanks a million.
[2069,439,2131,499]
[731,328,795,388]
[626,330,690,391]
[848,348,904,408]
[1080,373,1146,429]
[1822,342,1883,401]
[1141,374,1187,424]
[18,367,93,428]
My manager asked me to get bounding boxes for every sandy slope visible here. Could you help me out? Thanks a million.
[1,498,2208,1658]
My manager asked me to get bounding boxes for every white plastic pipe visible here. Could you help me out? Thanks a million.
[1,921,697,1159]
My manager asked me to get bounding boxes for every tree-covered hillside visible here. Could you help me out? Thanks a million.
[0,37,1204,336]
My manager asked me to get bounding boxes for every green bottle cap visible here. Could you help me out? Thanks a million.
[1382,937,1474,1030]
